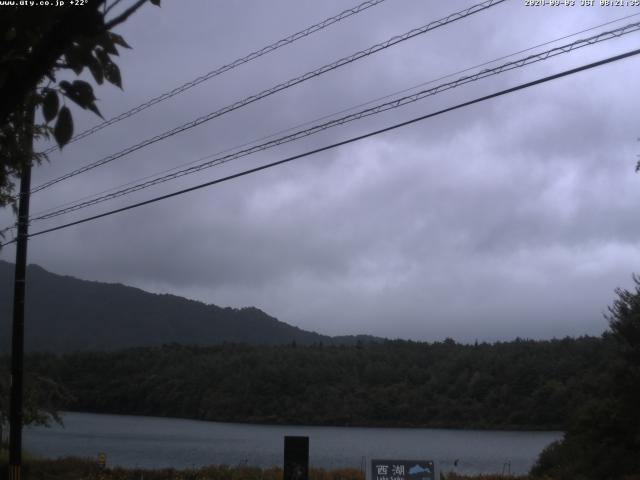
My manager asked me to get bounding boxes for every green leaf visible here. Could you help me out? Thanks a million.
[71,80,96,104]
[94,47,110,68]
[59,80,72,95]
[87,55,104,85]
[42,90,59,123]
[60,80,97,111]
[104,62,122,89]
[97,31,118,56]
[64,46,84,75]
[87,102,103,119]
[109,33,131,49]
[53,106,73,148]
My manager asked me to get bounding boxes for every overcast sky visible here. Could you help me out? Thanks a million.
[2,0,640,342]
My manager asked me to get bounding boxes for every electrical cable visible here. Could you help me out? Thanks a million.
[1,46,636,247]
[39,0,390,155]
[28,0,505,195]
[27,21,640,223]
[27,11,640,220]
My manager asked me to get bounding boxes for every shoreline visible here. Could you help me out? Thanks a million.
[57,410,565,434]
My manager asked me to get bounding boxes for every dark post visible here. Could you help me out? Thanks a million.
[8,100,34,480]
[283,436,309,480]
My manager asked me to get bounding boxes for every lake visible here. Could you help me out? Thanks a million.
[24,412,562,476]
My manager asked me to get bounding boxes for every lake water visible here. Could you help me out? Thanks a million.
[24,412,562,476]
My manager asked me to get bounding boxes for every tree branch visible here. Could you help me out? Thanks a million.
[0,3,105,127]
[104,0,126,16]
[104,0,148,29]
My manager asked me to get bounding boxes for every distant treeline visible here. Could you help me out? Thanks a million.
[15,336,612,430]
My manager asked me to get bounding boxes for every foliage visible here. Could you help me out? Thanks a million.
[0,0,159,211]
[531,276,640,479]
[13,336,612,430]
[0,457,364,480]
[0,363,72,444]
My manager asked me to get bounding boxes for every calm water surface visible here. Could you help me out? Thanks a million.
[24,412,561,476]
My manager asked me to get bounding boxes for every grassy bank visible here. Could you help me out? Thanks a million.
[0,456,533,480]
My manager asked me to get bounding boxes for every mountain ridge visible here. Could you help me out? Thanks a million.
[0,260,380,352]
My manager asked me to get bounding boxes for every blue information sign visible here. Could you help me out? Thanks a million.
[371,459,435,480]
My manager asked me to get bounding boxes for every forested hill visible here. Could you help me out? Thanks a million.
[0,261,376,352]
[23,336,611,430]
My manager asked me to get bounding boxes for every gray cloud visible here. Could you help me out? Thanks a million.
[2,0,640,342]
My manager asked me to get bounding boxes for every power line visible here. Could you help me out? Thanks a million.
[29,0,505,195]
[28,11,640,221]
[39,0,390,155]
[3,46,637,247]
[27,20,640,223]
[27,20,640,221]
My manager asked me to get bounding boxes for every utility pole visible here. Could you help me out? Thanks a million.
[8,99,34,480]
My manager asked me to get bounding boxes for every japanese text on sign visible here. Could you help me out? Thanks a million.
[371,460,434,480]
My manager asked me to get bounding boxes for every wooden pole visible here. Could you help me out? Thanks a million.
[8,99,34,480]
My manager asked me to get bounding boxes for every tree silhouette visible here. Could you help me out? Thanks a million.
[0,0,159,210]
[532,275,640,479]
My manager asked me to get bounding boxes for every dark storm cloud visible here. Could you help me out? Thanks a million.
[2,0,640,341]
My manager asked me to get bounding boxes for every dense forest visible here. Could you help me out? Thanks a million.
[15,336,611,431]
